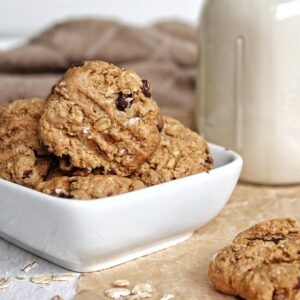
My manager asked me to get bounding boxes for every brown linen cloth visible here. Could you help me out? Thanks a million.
[74,183,300,300]
[0,19,197,128]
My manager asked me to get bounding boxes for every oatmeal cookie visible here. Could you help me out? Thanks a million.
[208,218,300,300]
[39,61,163,176]
[0,98,52,187]
[133,116,212,186]
[36,175,144,200]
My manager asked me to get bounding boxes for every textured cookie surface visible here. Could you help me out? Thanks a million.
[0,98,52,187]
[36,175,145,200]
[209,218,300,300]
[39,61,163,175]
[133,116,212,186]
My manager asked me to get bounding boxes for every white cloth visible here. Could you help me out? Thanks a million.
[0,238,78,300]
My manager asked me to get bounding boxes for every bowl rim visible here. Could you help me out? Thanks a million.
[0,143,242,206]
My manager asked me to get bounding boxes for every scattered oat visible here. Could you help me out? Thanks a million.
[0,278,11,291]
[113,279,130,287]
[15,275,26,280]
[131,283,152,295]
[51,295,64,300]
[160,294,175,300]
[21,261,38,273]
[105,287,131,299]
[30,275,52,285]
[128,292,151,299]
[30,273,76,285]
[52,273,77,282]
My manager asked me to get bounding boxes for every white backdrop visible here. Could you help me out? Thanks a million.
[0,0,204,37]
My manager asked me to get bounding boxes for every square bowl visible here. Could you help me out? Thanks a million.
[0,143,242,272]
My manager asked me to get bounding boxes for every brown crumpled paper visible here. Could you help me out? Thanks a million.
[74,183,300,299]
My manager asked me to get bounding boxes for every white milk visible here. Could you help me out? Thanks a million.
[197,0,300,184]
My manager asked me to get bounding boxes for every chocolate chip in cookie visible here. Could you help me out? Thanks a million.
[141,79,151,97]
[294,277,300,290]
[116,93,133,111]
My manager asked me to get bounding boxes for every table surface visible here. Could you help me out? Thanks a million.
[0,238,78,300]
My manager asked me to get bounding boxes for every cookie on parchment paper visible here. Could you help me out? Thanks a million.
[209,218,300,300]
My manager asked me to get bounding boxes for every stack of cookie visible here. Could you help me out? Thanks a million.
[0,61,212,200]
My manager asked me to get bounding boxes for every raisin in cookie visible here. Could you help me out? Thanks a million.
[39,61,163,176]
[133,116,212,186]
[209,218,300,300]
[0,98,52,187]
[36,175,144,200]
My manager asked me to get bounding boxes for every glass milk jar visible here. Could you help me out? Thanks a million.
[197,0,300,184]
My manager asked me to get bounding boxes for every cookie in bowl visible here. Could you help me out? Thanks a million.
[37,175,144,200]
[39,61,163,176]
[133,116,213,186]
[0,98,52,188]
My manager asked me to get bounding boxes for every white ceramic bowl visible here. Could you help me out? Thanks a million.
[0,143,242,272]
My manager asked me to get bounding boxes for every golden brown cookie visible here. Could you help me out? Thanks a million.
[133,116,212,186]
[0,98,52,187]
[39,61,163,176]
[209,218,300,300]
[36,175,145,200]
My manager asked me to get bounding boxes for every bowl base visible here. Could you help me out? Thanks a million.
[0,231,193,272]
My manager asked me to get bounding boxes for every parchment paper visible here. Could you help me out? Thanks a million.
[74,183,300,299]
